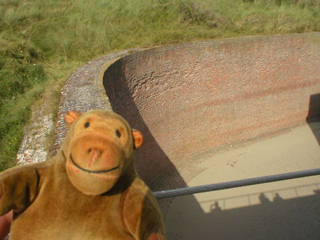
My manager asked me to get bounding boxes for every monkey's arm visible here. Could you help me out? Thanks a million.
[122,179,166,240]
[0,165,39,216]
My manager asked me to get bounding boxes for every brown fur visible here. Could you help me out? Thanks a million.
[0,110,166,239]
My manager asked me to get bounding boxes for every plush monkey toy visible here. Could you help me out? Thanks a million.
[0,110,166,240]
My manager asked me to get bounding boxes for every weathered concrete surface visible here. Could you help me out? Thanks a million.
[17,49,142,164]
[52,49,142,155]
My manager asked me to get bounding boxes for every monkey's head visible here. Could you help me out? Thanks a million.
[63,110,143,195]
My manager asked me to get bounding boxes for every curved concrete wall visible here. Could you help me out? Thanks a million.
[103,33,320,190]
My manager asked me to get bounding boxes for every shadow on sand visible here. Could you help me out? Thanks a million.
[167,184,320,240]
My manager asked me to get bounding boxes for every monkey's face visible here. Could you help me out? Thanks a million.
[64,110,143,195]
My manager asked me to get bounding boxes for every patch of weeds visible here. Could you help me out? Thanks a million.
[179,0,220,28]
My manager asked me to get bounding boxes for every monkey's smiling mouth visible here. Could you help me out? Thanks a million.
[70,154,120,174]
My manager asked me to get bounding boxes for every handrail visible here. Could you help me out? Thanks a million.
[153,168,320,199]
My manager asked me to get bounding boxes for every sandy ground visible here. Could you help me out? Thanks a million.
[165,121,320,240]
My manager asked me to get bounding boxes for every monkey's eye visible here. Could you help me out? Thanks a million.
[116,130,121,138]
[84,122,90,128]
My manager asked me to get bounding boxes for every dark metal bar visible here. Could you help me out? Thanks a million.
[153,168,320,199]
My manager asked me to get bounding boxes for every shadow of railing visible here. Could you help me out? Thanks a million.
[166,183,320,240]
[204,188,320,240]
[198,182,320,210]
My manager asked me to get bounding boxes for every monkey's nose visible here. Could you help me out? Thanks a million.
[88,149,103,167]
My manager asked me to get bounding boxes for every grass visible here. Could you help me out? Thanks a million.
[0,0,319,171]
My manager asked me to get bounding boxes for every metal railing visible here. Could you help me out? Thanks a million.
[153,168,320,199]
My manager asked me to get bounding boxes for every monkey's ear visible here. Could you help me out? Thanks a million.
[65,110,83,127]
[132,129,143,149]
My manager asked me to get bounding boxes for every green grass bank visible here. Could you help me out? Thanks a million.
[0,0,319,171]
